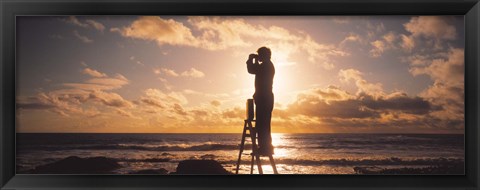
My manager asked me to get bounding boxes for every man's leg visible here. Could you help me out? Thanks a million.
[255,95,274,155]
[264,94,274,154]
[265,110,272,151]
[255,101,269,150]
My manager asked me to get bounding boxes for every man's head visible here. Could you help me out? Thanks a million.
[257,47,271,63]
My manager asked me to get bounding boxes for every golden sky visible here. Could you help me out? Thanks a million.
[16,16,465,133]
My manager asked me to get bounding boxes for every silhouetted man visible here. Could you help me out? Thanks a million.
[246,47,275,156]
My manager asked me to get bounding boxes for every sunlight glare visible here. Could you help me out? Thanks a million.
[269,45,299,105]
[271,133,289,157]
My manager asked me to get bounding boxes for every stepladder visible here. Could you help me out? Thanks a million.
[235,119,278,174]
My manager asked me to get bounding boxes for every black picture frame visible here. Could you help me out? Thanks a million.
[1,0,479,189]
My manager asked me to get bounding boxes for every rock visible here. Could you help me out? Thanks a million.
[29,156,121,174]
[200,154,216,160]
[129,168,169,174]
[353,166,383,174]
[172,160,232,174]
[161,152,174,156]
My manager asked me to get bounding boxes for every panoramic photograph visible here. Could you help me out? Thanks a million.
[16,16,464,174]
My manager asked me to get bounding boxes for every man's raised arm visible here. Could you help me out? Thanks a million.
[246,54,259,74]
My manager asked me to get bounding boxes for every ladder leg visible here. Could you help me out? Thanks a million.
[248,121,256,174]
[249,121,263,174]
[269,155,278,174]
[235,121,248,174]
[256,154,263,174]
[250,155,254,174]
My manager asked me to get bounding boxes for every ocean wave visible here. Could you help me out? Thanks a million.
[234,157,464,166]
[118,158,171,162]
[36,155,464,167]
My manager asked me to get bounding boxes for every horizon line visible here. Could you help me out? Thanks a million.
[15,132,465,135]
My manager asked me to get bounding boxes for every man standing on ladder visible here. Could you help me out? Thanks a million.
[246,47,275,156]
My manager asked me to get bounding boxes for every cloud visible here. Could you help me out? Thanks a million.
[64,16,105,32]
[289,94,378,119]
[409,48,464,86]
[114,74,128,81]
[129,56,145,66]
[369,40,386,58]
[73,30,93,43]
[403,54,430,66]
[85,20,105,32]
[153,68,161,75]
[130,87,244,131]
[154,67,205,78]
[88,90,133,108]
[404,16,456,40]
[182,89,229,99]
[287,86,432,120]
[221,107,244,119]
[358,16,457,57]
[80,61,88,67]
[82,68,107,78]
[276,77,451,133]
[300,36,349,69]
[266,65,459,132]
[366,21,386,38]
[111,16,198,47]
[157,77,173,90]
[400,34,415,52]
[210,100,221,107]
[18,67,132,117]
[400,16,457,51]
[382,31,396,44]
[17,102,56,110]
[339,69,383,97]
[65,16,89,27]
[86,77,129,88]
[160,68,179,77]
[340,33,363,46]
[113,16,348,70]
[140,97,164,109]
[173,103,188,115]
[407,48,464,122]
[305,85,355,102]
[362,92,434,115]
[181,68,205,78]
[143,88,188,106]
[368,31,398,57]
[390,47,465,130]
[138,88,199,120]
[361,17,456,57]
[18,91,87,117]
[116,109,135,118]
[371,22,385,33]
[64,73,129,91]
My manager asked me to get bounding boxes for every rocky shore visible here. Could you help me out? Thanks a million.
[27,156,232,174]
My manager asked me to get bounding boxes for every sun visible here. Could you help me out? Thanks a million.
[272,61,297,105]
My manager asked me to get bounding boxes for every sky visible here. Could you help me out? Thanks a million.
[16,16,465,134]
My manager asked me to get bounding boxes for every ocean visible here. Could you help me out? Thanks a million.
[16,133,464,174]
